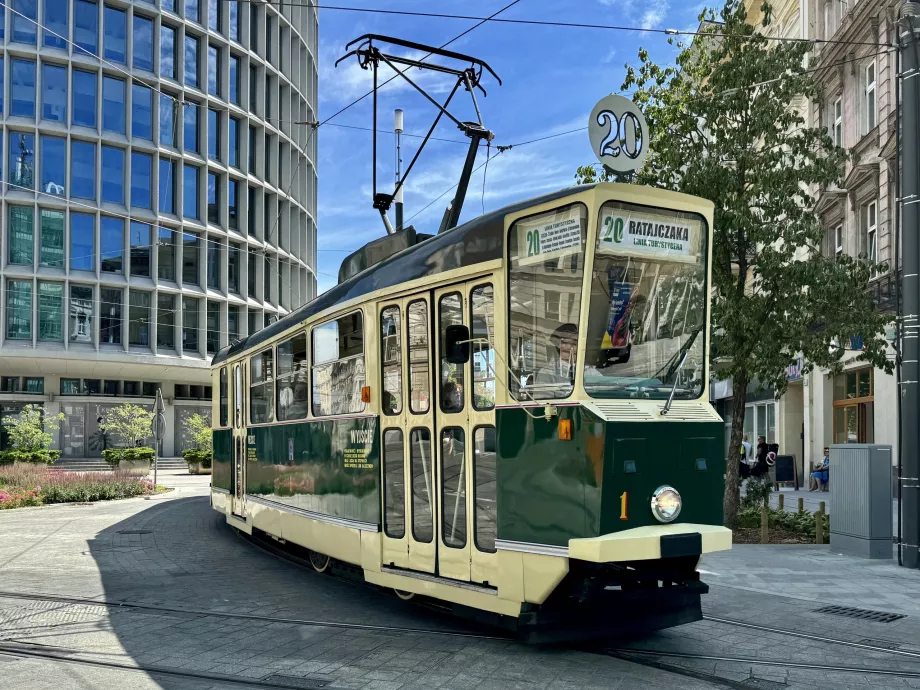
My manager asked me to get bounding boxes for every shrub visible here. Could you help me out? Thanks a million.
[741,476,773,509]
[1,405,65,459]
[0,463,155,507]
[182,447,212,468]
[102,446,155,468]
[737,506,830,539]
[0,487,44,509]
[102,404,155,449]
[0,449,62,465]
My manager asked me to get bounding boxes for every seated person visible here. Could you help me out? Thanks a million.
[534,324,599,390]
[809,447,830,492]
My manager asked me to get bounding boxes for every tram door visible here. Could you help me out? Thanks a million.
[231,362,247,518]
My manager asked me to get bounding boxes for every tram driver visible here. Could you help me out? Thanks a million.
[533,324,599,390]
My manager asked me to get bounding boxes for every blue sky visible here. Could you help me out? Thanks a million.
[314,0,710,293]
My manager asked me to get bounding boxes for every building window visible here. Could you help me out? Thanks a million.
[208,108,220,160]
[247,250,256,297]
[100,287,122,344]
[101,216,124,274]
[864,60,877,134]
[72,70,97,127]
[228,179,239,229]
[158,226,176,281]
[8,206,34,265]
[835,224,843,256]
[206,236,220,288]
[186,0,199,24]
[160,93,177,147]
[263,254,271,303]
[228,242,241,293]
[208,44,220,97]
[129,291,151,347]
[207,0,220,32]
[159,158,175,212]
[250,4,258,52]
[862,199,878,270]
[38,281,64,341]
[207,172,219,223]
[248,125,256,174]
[207,300,220,353]
[41,63,67,122]
[133,14,154,71]
[823,0,841,39]
[229,55,240,105]
[162,0,174,13]
[12,0,37,44]
[104,6,127,64]
[71,213,95,271]
[249,65,257,111]
[229,0,239,41]
[101,146,125,204]
[184,165,199,218]
[833,368,874,444]
[39,209,64,268]
[131,151,152,209]
[6,279,32,340]
[183,101,199,152]
[130,221,151,277]
[11,59,36,118]
[10,132,35,191]
[248,185,257,236]
[312,312,366,416]
[70,285,93,343]
[157,293,176,349]
[71,140,96,200]
[248,307,259,334]
[228,304,239,342]
[43,0,67,47]
[41,134,65,195]
[102,76,126,133]
[161,24,177,79]
[229,117,239,168]
[132,83,153,140]
[183,296,200,351]
[183,231,200,284]
[185,35,199,87]
[74,0,98,54]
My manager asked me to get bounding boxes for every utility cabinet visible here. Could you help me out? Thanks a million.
[829,444,893,559]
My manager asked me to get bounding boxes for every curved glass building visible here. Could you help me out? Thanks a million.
[0,0,318,461]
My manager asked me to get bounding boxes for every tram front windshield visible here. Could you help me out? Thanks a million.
[583,202,707,400]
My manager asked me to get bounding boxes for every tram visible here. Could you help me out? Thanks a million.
[209,181,732,642]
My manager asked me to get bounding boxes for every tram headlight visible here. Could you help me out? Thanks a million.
[650,486,682,523]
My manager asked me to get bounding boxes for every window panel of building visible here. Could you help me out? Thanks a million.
[207,0,220,31]
[228,242,240,293]
[69,285,93,343]
[71,140,96,200]
[248,185,256,235]
[130,221,151,277]
[207,172,219,223]
[183,101,199,151]
[6,279,32,340]
[8,206,34,265]
[229,0,239,42]
[74,0,98,54]
[228,116,239,168]
[131,83,153,140]
[133,14,154,71]
[182,296,199,351]
[129,290,151,347]
[70,213,95,271]
[311,311,365,416]
[206,237,220,288]
[832,97,842,148]
[103,6,127,64]
[38,281,64,342]
[10,132,34,190]
[247,250,256,297]
[184,35,199,87]
[157,293,176,348]
[206,300,220,353]
[229,55,240,105]
[12,0,37,44]
[159,158,176,213]
[43,0,67,47]
[11,59,36,118]
[39,209,65,268]
[40,134,64,195]
[158,226,176,281]
[249,348,273,423]
[207,45,220,97]
[100,287,122,343]
[131,151,152,209]
[186,0,198,23]
[162,0,174,13]
[41,63,67,122]
[100,216,124,273]
[248,307,258,334]
[184,165,199,218]
[102,76,126,134]
[161,24,177,79]
[864,60,877,134]
[228,179,239,229]
[208,107,220,160]
[263,254,271,303]
[276,333,307,420]
[248,125,256,174]
[160,93,177,146]
[183,231,200,284]
[101,146,125,204]
[72,69,97,128]
[228,304,239,342]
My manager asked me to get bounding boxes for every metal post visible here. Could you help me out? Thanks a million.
[900,2,920,568]
[153,389,166,487]
[760,507,769,544]
[778,493,784,511]
[798,497,804,513]
[395,109,404,231]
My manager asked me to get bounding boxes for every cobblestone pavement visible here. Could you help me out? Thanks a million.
[0,472,722,690]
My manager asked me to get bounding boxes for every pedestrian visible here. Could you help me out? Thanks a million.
[752,435,769,477]
[809,447,830,492]
[739,434,752,479]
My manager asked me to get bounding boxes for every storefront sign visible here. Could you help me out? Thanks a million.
[786,357,804,381]
[711,379,733,400]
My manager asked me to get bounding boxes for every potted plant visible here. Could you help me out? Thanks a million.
[0,405,64,465]
[182,413,212,475]
[100,404,155,471]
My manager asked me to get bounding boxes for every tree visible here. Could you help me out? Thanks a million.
[183,413,212,453]
[579,1,893,525]
[2,405,64,453]
[102,404,155,449]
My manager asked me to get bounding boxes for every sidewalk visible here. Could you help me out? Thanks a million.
[768,486,900,526]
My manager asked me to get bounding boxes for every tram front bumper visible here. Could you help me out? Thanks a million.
[568,523,731,563]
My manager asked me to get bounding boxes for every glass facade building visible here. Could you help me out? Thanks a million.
[0,0,318,458]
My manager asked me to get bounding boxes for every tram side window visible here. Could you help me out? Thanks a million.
[439,293,464,413]
[408,300,430,414]
[380,307,401,416]
[474,426,497,552]
[311,311,365,416]
[441,427,466,548]
[470,285,495,410]
[383,428,405,539]
[508,203,587,401]
[410,427,433,543]
[218,367,228,427]
[249,348,274,424]
[276,333,308,421]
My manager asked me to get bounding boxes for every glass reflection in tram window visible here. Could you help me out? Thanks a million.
[276,333,308,421]
[383,428,405,539]
[470,285,495,410]
[311,311,365,417]
[380,307,401,416]
[407,300,429,414]
[440,427,466,548]
[410,428,433,543]
[249,348,274,423]
[474,426,497,552]
[508,203,587,401]
[439,293,464,413]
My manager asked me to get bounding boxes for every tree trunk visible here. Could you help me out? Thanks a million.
[723,374,749,528]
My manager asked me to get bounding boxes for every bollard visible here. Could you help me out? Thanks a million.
[816,508,824,545]
[819,500,826,515]
[761,507,769,544]
[778,494,784,511]
[798,497,804,513]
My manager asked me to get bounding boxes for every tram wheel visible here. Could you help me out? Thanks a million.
[309,550,331,573]
[394,589,415,601]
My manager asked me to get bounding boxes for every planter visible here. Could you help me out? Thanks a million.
[187,462,212,475]
[118,459,152,472]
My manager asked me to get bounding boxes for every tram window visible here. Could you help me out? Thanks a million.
[408,300,430,414]
[441,427,466,549]
[410,427,433,543]
[380,307,402,416]
[473,426,497,553]
[439,293,465,413]
[218,367,228,427]
[311,311,365,416]
[470,285,495,410]
[249,348,274,424]
[383,428,405,539]
[508,203,587,401]
[276,333,308,421]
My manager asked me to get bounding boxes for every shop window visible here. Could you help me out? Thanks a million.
[833,368,874,444]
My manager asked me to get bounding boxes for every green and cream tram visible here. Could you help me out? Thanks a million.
[209,182,731,641]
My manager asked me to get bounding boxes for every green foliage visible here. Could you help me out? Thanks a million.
[741,477,773,509]
[183,413,213,453]
[102,446,155,468]
[737,506,829,539]
[1,405,65,454]
[101,403,155,449]
[0,449,61,465]
[586,0,893,525]
[0,463,155,508]
[183,448,212,468]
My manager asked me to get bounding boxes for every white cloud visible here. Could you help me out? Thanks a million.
[595,0,671,30]
[640,0,671,30]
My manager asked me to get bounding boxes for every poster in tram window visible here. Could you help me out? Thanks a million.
[598,209,702,264]
[513,207,584,267]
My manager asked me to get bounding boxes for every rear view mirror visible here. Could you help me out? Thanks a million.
[444,324,470,364]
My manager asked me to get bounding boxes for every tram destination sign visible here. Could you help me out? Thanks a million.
[514,207,583,266]
[598,211,699,263]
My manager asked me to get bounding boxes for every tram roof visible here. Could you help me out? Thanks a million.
[212,184,597,366]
